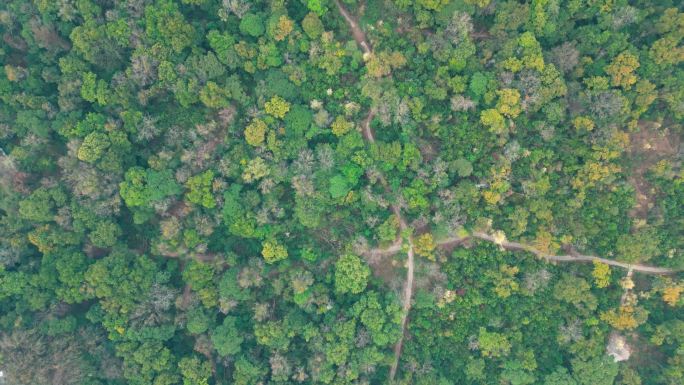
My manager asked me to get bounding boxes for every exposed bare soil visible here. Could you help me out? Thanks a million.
[628,122,680,218]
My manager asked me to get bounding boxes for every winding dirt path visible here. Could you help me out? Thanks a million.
[331,3,416,378]
[361,108,377,142]
[333,0,372,55]
[467,232,679,275]
[337,4,681,381]
[389,236,414,380]
[432,232,679,275]
[433,233,679,275]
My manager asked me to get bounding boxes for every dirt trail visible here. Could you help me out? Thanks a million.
[333,0,372,55]
[627,122,680,219]
[389,236,414,380]
[335,4,679,381]
[470,232,679,274]
[434,232,679,275]
[361,109,377,142]
[370,127,414,380]
[332,3,415,379]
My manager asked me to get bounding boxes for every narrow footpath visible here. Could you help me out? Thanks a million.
[331,2,416,380]
[339,3,682,382]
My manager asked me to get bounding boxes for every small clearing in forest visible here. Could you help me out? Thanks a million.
[627,121,680,219]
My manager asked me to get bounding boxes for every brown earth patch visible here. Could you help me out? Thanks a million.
[623,332,665,369]
[366,253,402,289]
[627,121,680,219]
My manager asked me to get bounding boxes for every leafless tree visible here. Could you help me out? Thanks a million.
[558,319,584,344]
[293,149,315,175]
[130,282,178,327]
[219,0,250,20]
[136,115,161,142]
[253,302,270,322]
[590,90,626,119]
[316,145,335,170]
[549,42,579,74]
[612,6,638,29]
[270,353,292,380]
[450,95,476,112]
[523,268,552,293]
[29,19,70,51]
[0,329,84,385]
[446,12,473,44]
[218,105,237,127]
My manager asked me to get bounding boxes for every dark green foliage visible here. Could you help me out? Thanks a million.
[211,316,243,356]
[120,168,181,207]
[0,1,682,385]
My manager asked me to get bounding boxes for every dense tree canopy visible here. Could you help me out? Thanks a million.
[0,1,682,385]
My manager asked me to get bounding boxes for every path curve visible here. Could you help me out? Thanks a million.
[362,108,377,143]
[470,232,679,275]
[330,4,681,381]
[333,0,372,55]
[331,3,415,378]
[434,232,679,275]
[389,236,414,380]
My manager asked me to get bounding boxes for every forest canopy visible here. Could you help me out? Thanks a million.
[0,1,682,385]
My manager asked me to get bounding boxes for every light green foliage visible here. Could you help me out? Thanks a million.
[19,187,65,222]
[185,170,216,208]
[377,216,399,243]
[553,274,597,312]
[115,341,179,385]
[302,12,324,39]
[331,115,353,136]
[239,13,265,37]
[186,306,211,334]
[329,174,350,198]
[465,358,486,381]
[144,0,195,52]
[53,251,92,303]
[414,233,436,260]
[207,30,236,65]
[242,157,270,183]
[284,104,313,135]
[233,357,264,385]
[178,356,211,385]
[2,1,683,384]
[244,119,267,146]
[78,132,110,163]
[352,292,400,346]
[480,108,506,134]
[306,0,328,16]
[487,264,519,298]
[500,360,536,385]
[199,81,230,108]
[182,261,217,308]
[262,240,288,264]
[264,95,290,118]
[453,158,473,177]
[84,251,156,314]
[335,254,370,294]
[254,320,292,350]
[477,327,511,358]
[81,72,108,105]
[616,227,661,263]
[88,221,121,248]
[470,72,490,97]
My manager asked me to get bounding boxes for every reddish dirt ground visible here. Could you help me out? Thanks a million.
[628,121,680,219]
